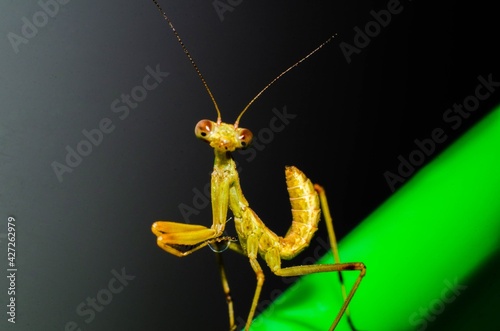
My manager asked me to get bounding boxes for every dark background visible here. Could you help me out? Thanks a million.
[0,1,498,330]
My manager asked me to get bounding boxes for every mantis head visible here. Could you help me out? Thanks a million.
[195,119,253,152]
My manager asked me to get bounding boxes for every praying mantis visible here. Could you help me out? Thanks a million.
[149,1,366,330]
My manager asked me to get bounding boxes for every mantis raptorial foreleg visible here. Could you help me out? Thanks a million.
[149,1,366,330]
[152,222,236,257]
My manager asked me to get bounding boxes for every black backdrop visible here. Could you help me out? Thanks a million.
[0,1,498,330]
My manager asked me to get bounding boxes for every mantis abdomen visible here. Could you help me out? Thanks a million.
[279,166,321,259]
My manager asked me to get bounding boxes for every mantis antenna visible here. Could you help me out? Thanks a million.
[234,34,336,127]
[152,0,222,123]
[152,0,335,127]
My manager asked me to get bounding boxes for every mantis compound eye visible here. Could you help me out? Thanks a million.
[195,119,214,141]
[237,128,253,149]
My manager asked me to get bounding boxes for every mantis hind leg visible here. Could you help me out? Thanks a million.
[241,255,365,331]
[274,262,365,331]
[314,183,364,330]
